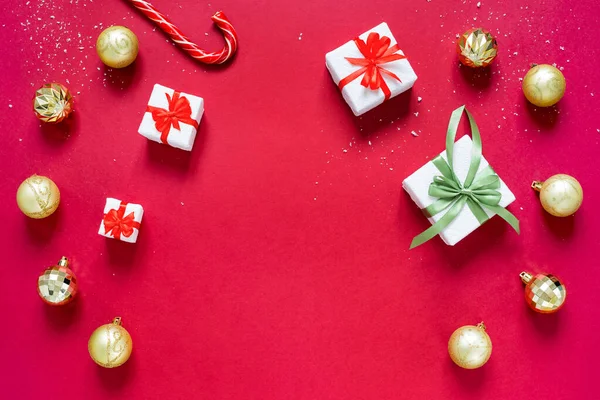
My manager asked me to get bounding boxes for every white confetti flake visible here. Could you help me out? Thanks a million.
[411,131,419,137]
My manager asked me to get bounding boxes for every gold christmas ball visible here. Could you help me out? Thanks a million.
[522,64,566,107]
[37,257,77,306]
[520,272,566,313]
[532,174,582,217]
[33,83,73,123]
[96,26,139,68]
[89,317,133,368]
[16,174,60,219]
[457,28,498,68]
[448,322,492,369]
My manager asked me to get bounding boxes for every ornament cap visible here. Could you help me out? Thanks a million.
[476,322,486,331]
[520,271,533,284]
[113,317,122,326]
[57,256,69,268]
[531,181,543,192]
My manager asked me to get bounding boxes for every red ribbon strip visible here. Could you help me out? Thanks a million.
[338,32,406,100]
[103,202,141,240]
[146,91,199,144]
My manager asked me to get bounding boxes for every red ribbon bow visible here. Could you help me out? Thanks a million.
[338,32,406,100]
[103,202,140,240]
[147,91,199,144]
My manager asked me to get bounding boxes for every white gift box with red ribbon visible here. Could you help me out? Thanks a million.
[98,198,144,244]
[326,22,418,116]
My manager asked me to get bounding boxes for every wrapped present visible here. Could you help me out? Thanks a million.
[138,84,204,151]
[403,106,519,248]
[98,198,144,243]
[325,22,417,116]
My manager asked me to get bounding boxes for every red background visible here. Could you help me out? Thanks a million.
[2,0,599,399]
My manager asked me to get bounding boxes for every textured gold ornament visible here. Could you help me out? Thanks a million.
[33,83,73,123]
[96,26,139,68]
[532,174,582,217]
[37,257,77,306]
[89,317,133,368]
[16,174,60,219]
[448,322,492,369]
[520,272,566,313]
[522,64,566,107]
[457,28,498,68]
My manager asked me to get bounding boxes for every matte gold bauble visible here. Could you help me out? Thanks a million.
[96,26,139,68]
[532,174,582,217]
[37,257,77,306]
[16,174,60,219]
[522,64,566,107]
[33,83,73,123]
[88,317,133,368]
[448,322,492,369]
[520,272,566,313]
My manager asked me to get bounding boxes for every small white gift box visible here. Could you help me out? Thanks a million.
[325,22,417,116]
[98,198,144,243]
[403,136,516,246]
[138,84,204,151]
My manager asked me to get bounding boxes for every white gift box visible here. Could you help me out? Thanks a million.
[402,136,516,246]
[138,84,204,151]
[325,22,418,116]
[98,198,144,243]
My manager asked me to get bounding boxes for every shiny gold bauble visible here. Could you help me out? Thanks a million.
[456,28,498,68]
[33,83,73,123]
[16,174,60,219]
[532,174,582,217]
[96,26,139,68]
[89,317,133,368]
[522,64,566,107]
[448,322,492,369]
[37,257,77,306]
[520,272,566,313]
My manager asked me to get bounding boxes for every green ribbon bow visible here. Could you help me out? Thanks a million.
[409,106,520,249]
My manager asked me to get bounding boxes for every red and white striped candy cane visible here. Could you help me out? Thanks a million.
[125,0,238,64]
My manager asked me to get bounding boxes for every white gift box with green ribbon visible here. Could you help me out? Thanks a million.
[402,106,519,248]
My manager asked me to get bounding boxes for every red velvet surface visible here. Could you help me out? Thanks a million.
[2,0,599,399]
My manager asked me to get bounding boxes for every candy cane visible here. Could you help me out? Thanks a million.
[125,0,238,64]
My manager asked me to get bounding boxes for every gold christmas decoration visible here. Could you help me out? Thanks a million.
[33,83,73,123]
[96,26,139,68]
[448,322,492,369]
[16,174,60,219]
[37,257,77,306]
[456,28,498,68]
[532,174,582,217]
[520,272,566,313]
[522,64,566,107]
[89,317,133,368]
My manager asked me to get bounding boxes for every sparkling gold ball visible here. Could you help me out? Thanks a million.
[523,64,566,107]
[96,26,139,68]
[33,83,73,123]
[448,322,492,369]
[89,317,133,368]
[37,257,77,306]
[457,28,498,68]
[16,174,60,219]
[520,272,566,313]
[532,174,582,217]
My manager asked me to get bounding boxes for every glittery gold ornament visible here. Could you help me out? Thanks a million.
[96,26,139,68]
[532,174,582,217]
[33,83,73,123]
[16,174,60,219]
[522,64,566,107]
[520,272,566,313]
[37,257,77,306]
[448,322,492,369]
[457,28,498,68]
[89,317,133,368]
